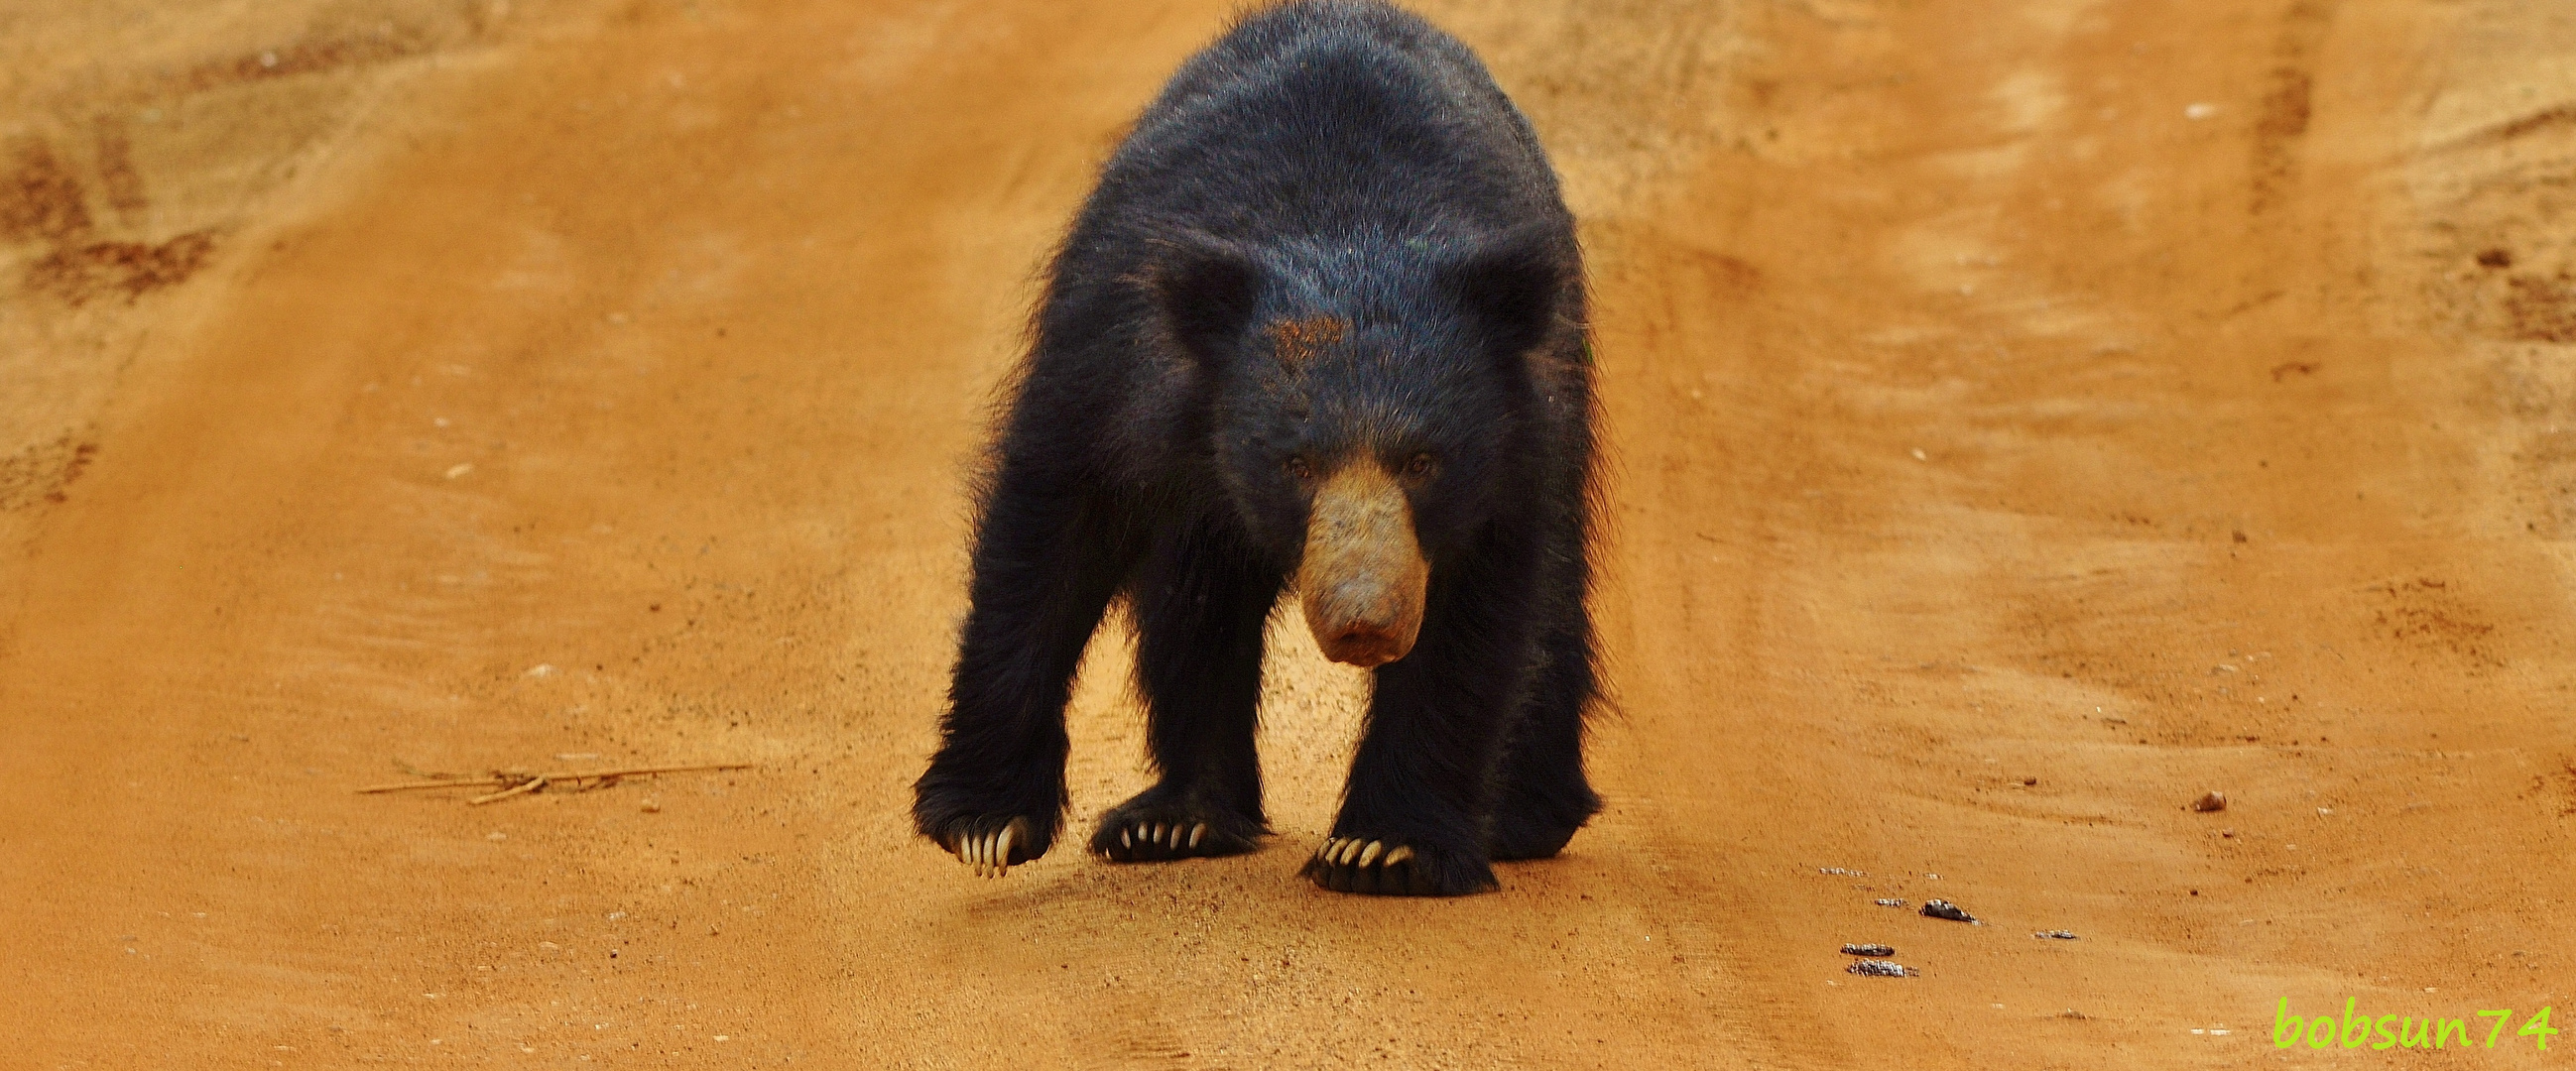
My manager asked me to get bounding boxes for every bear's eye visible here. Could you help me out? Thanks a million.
[1284,456,1314,481]
[1403,453,1436,479]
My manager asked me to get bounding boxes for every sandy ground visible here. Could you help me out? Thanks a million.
[3,0,2572,1067]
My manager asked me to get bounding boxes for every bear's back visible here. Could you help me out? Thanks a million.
[1080,0,1566,249]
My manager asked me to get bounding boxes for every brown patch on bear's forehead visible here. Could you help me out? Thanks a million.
[1265,314,1347,369]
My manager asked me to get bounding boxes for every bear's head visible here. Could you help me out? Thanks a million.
[1144,227,1567,667]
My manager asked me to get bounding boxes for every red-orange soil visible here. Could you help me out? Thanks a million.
[2,1,2569,1066]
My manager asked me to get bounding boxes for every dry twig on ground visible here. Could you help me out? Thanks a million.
[358,763,754,804]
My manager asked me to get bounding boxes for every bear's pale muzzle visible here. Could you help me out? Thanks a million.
[1296,460,1427,667]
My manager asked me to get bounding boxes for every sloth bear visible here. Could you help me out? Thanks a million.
[913,0,1600,896]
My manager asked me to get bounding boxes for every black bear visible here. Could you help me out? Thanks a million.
[913,0,1600,896]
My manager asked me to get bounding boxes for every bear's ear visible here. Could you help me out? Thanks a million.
[1441,226,1565,362]
[1143,231,1261,366]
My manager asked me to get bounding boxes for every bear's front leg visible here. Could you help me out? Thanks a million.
[915,478,1141,878]
[1090,519,1282,864]
[1304,554,1538,896]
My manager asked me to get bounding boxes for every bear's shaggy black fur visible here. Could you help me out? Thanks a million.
[913,0,1600,896]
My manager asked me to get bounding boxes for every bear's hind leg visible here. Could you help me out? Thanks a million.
[1490,489,1602,861]
[1092,521,1282,863]
[1486,610,1601,861]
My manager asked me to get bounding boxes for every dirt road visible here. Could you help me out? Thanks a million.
[3,1,2570,1066]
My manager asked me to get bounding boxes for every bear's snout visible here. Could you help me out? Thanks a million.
[1317,608,1411,667]
[1297,460,1428,668]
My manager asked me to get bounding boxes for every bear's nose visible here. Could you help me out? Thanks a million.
[1320,617,1410,668]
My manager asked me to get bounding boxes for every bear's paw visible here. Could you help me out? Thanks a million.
[1089,791,1264,863]
[1301,836,1497,896]
[933,815,1037,880]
